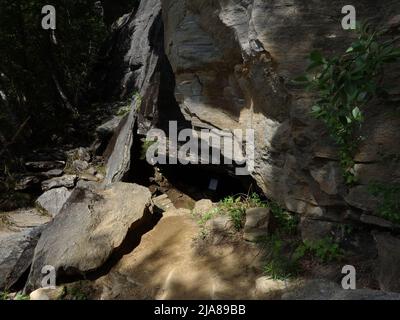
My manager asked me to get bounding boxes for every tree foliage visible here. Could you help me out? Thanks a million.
[296,23,400,184]
[0,0,108,160]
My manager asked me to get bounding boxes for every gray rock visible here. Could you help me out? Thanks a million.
[103,106,136,185]
[29,286,65,300]
[71,160,89,172]
[255,276,288,299]
[299,218,336,242]
[205,215,233,233]
[193,199,214,216]
[282,279,400,300]
[25,161,65,171]
[36,187,73,217]
[96,116,123,139]
[41,175,77,191]
[41,169,63,179]
[0,209,50,291]
[360,214,397,229]
[310,162,343,195]
[345,186,379,212]
[66,147,91,162]
[244,207,270,241]
[25,182,152,291]
[14,176,40,191]
[374,232,400,292]
[101,0,163,183]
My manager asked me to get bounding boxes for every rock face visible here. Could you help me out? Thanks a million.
[36,187,73,217]
[244,207,270,241]
[160,0,400,221]
[282,279,400,300]
[374,232,400,292]
[25,182,152,291]
[41,175,77,191]
[96,0,164,184]
[0,209,50,290]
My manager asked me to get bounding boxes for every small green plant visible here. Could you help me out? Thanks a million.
[369,183,400,224]
[268,201,298,234]
[116,105,131,116]
[294,237,343,263]
[261,235,300,280]
[218,193,268,230]
[14,293,30,300]
[0,291,9,300]
[295,23,400,184]
[134,92,142,111]
[140,138,158,160]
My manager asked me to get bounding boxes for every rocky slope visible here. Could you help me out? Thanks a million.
[1,0,400,300]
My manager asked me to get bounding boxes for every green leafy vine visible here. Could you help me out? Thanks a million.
[295,23,400,184]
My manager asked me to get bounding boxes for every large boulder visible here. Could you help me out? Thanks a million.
[244,207,270,241]
[25,182,152,291]
[0,209,50,290]
[36,187,73,218]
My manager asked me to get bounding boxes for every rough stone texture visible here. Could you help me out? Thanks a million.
[0,209,50,291]
[25,161,65,172]
[374,232,400,292]
[299,218,336,242]
[41,169,63,179]
[96,116,123,140]
[254,276,288,299]
[25,182,152,291]
[193,199,214,216]
[14,176,40,191]
[99,0,164,185]
[244,207,270,241]
[29,286,65,300]
[41,175,77,191]
[160,0,400,221]
[282,279,400,300]
[102,106,136,185]
[36,187,73,217]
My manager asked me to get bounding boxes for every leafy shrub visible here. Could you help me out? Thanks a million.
[218,193,268,230]
[262,235,300,280]
[295,23,400,184]
[268,201,298,234]
[294,237,343,263]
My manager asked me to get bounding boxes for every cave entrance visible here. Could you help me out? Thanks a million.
[125,126,259,205]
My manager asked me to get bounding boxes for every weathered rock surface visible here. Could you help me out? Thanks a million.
[0,209,50,290]
[299,218,336,242]
[244,207,270,241]
[29,286,65,300]
[254,276,288,299]
[41,175,77,191]
[25,182,152,291]
[99,0,166,184]
[282,279,400,300]
[193,199,214,216]
[25,161,65,172]
[160,0,400,221]
[373,232,400,292]
[36,187,73,217]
